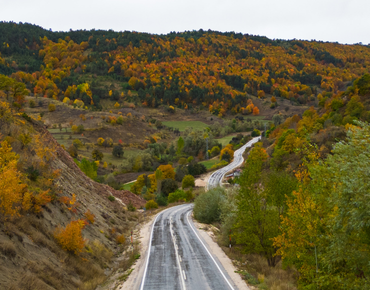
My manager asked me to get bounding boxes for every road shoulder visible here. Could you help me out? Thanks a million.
[118,214,153,290]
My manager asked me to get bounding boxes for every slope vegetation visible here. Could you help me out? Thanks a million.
[0,100,145,289]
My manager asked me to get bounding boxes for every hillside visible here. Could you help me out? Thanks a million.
[191,73,370,289]
[0,100,145,289]
[1,21,370,116]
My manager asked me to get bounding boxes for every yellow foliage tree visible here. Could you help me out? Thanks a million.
[97,137,105,146]
[0,141,28,217]
[73,99,84,108]
[71,125,78,134]
[54,219,87,254]
[157,164,175,180]
[114,102,120,108]
[48,103,56,112]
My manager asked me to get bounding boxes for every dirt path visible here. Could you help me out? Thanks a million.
[195,171,212,187]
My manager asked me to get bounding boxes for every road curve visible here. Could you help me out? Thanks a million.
[140,204,237,290]
[206,136,261,190]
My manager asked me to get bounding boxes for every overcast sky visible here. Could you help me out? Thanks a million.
[2,0,370,44]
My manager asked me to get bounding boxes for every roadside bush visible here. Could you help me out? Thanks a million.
[168,189,187,203]
[145,200,158,210]
[193,187,225,224]
[182,175,195,189]
[108,196,115,202]
[29,100,35,108]
[155,194,168,206]
[161,178,178,196]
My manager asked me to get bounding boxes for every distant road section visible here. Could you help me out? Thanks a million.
[140,204,237,290]
[206,136,261,190]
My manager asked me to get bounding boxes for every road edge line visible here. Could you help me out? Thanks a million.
[186,211,236,290]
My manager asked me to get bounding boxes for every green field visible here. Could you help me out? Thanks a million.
[48,128,72,133]
[216,135,235,146]
[200,158,219,170]
[162,121,209,132]
[102,149,142,167]
[122,181,135,190]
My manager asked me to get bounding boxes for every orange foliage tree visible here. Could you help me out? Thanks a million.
[253,106,260,115]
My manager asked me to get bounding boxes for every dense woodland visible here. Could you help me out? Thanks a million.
[1,21,370,116]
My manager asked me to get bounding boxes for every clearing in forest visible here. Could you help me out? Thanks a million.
[162,120,209,131]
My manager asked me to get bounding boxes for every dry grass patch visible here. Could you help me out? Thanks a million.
[0,241,16,258]
[8,272,54,290]
[223,247,297,290]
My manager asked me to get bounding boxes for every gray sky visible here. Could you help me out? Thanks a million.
[2,0,370,44]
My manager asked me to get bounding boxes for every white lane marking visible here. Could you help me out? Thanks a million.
[170,207,187,290]
[186,211,236,290]
[140,205,188,290]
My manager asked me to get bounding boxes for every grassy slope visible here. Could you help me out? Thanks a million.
[216,135,235,146]
[200,158,219,169]
[122,181,135,190]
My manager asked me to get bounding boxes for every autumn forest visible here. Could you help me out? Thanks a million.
[1,21,370,116]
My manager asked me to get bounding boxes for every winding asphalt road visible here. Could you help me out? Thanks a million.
[140,204,237,290]
[138,137,261,290]
[206,136,261,190]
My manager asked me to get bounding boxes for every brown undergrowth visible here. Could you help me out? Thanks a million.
[220,243,298,290]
